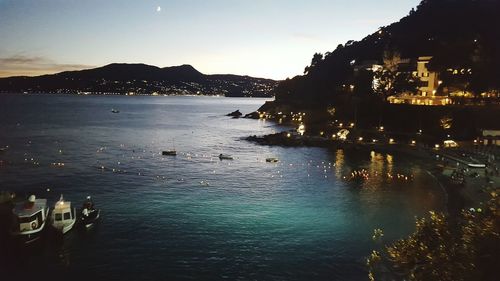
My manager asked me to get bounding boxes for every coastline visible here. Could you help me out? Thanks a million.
[244,130,494,216]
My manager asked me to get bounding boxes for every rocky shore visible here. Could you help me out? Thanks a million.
[245,131,434,157]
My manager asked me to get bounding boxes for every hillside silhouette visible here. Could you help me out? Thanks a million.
[0,63,277,97]
[273,0,500,106]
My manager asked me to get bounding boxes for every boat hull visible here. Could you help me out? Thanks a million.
[80,209,100,229]
[51,217,76,234]
[468,163,486,168]
[10,208,49,244]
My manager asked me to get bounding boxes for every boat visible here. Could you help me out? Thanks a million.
[111,109,120,113]
[468,163,486,168]
[10,195,49,243]
[79,196,100,229]
[266,157,279,163]
[162,150,177,156]
[162,139,177,156]
[50,194,76,234]
[218,153,233,160]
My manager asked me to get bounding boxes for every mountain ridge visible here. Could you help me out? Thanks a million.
[0,63,277,97]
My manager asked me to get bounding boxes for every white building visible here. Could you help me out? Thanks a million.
[387,56,451,105]
[415,56,440,97]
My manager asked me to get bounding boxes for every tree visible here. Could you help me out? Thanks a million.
[383,50,402,73]
[304,53,324,75]
[353,69,374,96]
[367,191,500,281]
[373,50,418,100]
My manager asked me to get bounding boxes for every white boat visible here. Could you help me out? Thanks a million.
[266,157,279,163]
[10,195,49,243]
[50,195,76,234]
[219,153,233,160]
[111,109,120,113]
[468,163,486,168]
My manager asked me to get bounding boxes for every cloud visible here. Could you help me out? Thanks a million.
[0,55,94,77]
[292,32,319,42]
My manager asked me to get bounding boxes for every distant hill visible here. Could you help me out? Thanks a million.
[273,0,500,105]
[0,63,277,97]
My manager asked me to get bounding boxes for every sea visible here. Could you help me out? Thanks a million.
[0,94,445,281]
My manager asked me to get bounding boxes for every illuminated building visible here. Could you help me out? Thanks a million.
[387,56,451,105]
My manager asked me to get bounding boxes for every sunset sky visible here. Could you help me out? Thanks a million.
[0,0,420,79]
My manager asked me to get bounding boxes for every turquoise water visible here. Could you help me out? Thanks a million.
[0,95,444,280]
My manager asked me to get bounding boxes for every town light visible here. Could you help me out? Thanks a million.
[297,124,306,135]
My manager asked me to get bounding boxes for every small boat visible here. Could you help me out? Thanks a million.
[50,194,76,234]
[111,109,120,113]
[10,195,49,243]
[266,157,279,163]
[219,153,233,160]
[162,139,177,156]
[162,150,177,156]
[468,163,486,168]
[79,196,100,229]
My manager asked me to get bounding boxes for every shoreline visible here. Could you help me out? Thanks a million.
[245,131,493,215]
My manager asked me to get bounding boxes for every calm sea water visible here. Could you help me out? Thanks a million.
[0,94,444,280]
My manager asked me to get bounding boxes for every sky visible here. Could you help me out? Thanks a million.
[0,0,421,80]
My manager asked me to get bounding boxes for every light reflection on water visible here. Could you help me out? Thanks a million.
[0,95,445,280]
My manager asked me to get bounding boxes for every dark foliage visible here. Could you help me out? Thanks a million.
[368,190,500,281]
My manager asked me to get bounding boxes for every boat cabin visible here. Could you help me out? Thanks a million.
[13,198,48,233]
[53,200,74,224]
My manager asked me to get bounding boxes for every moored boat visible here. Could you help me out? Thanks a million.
[467,163,486,168]
[10,195,49,243]
[162,150,177,156]
[219,153,233,160]
[80,196,100,229]
[50,194,76,234]
[266,157,279,163]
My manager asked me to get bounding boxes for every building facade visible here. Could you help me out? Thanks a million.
[387,56,451,105]
[416,56,440,97]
